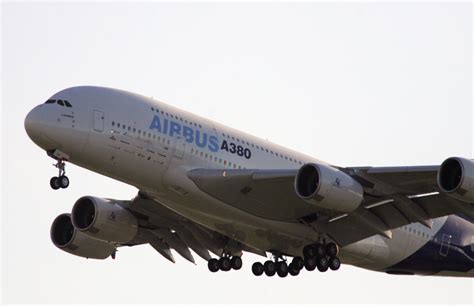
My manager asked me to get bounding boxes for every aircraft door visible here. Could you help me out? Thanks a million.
[93,110,104,132]
[173,136,185,159]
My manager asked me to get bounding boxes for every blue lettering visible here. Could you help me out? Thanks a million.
[149,115,162,132]
[183,126,194,143]
[169,121,181,137]
[163,118,169,134]
[195,130,208,148]
[208,136,219,152]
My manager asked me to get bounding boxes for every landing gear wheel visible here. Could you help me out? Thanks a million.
[288,262,300,276]
[252,262,264,276]
[50,177,60,190]
[263,260,276,276]
[317,257,329,272]
[304,257,317,271]
[314,243,326,259]
[59,175,69,189]
[303,245,315,258]
[326,242,338,258]
[208,258,219,272]
[292,256,304,270]
[276,261,289,278]
[329,256,341,271]
[218,257,231,271]
[230,256,242,270]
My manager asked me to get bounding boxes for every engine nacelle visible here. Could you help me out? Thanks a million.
[437,157,474,204]
[294,163,364,212]
[50,214,116,259]
[71,196,138,243]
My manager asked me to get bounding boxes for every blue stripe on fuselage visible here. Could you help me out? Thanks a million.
[386,215,474,275]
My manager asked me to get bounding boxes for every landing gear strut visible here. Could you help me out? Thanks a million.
[50,160,69,190]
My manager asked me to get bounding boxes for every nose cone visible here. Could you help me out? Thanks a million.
[24,106,44,141]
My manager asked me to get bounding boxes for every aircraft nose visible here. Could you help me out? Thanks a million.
[24,105,45,141]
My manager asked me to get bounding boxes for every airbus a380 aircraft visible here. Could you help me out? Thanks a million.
[25,86,474,277]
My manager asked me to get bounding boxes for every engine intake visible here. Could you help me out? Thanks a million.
[438,157,474,204]
[50,213,116,259]
[71,196,138,243]
[295,163,363,212]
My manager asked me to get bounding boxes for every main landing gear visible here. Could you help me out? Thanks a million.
[251,242,341,277]
[208,254,242,273]
[303,242,341,273]
[251,253,298,278]
[50,160,69,190]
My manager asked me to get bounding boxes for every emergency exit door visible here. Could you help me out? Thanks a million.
[93,110,104,132]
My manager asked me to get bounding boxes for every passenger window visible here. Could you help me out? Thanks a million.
[57,100,65,106]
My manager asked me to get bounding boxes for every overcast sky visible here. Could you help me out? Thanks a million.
[2,1,473,304]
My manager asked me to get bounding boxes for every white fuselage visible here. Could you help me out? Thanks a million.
[25,86,473,276]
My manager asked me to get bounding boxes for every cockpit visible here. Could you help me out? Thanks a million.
[45,99,73,107]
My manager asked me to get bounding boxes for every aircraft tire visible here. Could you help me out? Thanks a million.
[50,177,60,190]
[208,258,219,272]
[230,256,242,270]
[314,243,326,259]
[303,245,315,258]
[252,262,264,276]
[219,257,231,271]
[326,242,338,257]
[59,175,69,188]
[292,256,304,270]
[304,256,317,271]
[329,256,341,271]
[317,256,329,272]
[276,261,289,278]
[288,262,300,276]
[264,260,276,276]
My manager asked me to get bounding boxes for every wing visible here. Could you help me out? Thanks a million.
[187,165,474,247]
[121,192,266,263]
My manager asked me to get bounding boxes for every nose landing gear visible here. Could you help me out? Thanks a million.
[50,160,69,190]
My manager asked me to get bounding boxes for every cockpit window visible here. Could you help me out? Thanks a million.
[44,99,72,107]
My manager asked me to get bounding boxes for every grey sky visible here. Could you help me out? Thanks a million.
[2,1,473,304]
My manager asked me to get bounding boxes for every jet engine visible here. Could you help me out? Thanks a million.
[71,196,138,243]
[437,157,474,204]
[294,163,364,212]
[50,213,116,259]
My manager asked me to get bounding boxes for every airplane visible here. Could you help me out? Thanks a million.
[24,86,474,277]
